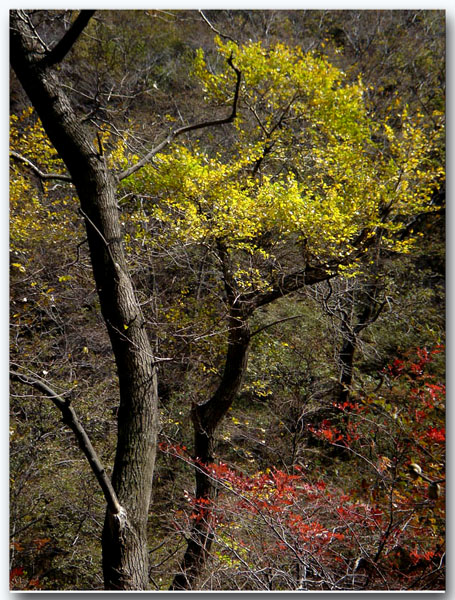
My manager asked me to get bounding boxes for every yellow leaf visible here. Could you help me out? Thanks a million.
[11,263,26,272]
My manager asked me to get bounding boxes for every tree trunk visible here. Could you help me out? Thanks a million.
[10,11,159,590]
[335,275,386,407]
[338,320,356,406]
[171,242,341,589]
[171,311,250,589]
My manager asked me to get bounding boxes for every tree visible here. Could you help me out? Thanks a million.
[10,10,160,589]
[118,35,442,587]
[9,9,240,590]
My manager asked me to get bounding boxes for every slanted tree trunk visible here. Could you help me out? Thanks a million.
[171,246,343,589]
[171,309,250,590]
[10,12,243,588]
[10,10,159,589]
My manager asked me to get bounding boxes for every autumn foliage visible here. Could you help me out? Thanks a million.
[160,347,445,590]
[10,9,444,591]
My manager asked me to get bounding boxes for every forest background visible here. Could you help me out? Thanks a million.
[8,7,447,591]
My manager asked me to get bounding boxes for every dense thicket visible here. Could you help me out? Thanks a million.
[10,10,444,591]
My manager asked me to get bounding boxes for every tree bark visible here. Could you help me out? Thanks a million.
[337,291,356,407]
[10,10,159,590]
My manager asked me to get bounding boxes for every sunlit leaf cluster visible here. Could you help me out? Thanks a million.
[120,38,443,295]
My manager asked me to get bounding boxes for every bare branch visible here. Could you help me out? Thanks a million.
[240,226,380,313]
[41,10,96,67]
[244,263,338,313]
[10,369,122,516]
[10,150,72,183]
[251,314,306,338]
[198,10,238,44]
[15,10,50,54]
[117,55,242,181]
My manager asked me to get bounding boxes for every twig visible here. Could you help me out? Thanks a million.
[251,314,306,337]
[10,151,72,183]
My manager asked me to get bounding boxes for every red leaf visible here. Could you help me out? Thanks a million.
[10,567,24,581]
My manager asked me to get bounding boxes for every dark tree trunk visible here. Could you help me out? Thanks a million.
[10,11,159,590]
[335,275,386,407]
[171,243,341,589]
[330,268,387,461]
[171,311,250,590]
[338,313,356,406]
